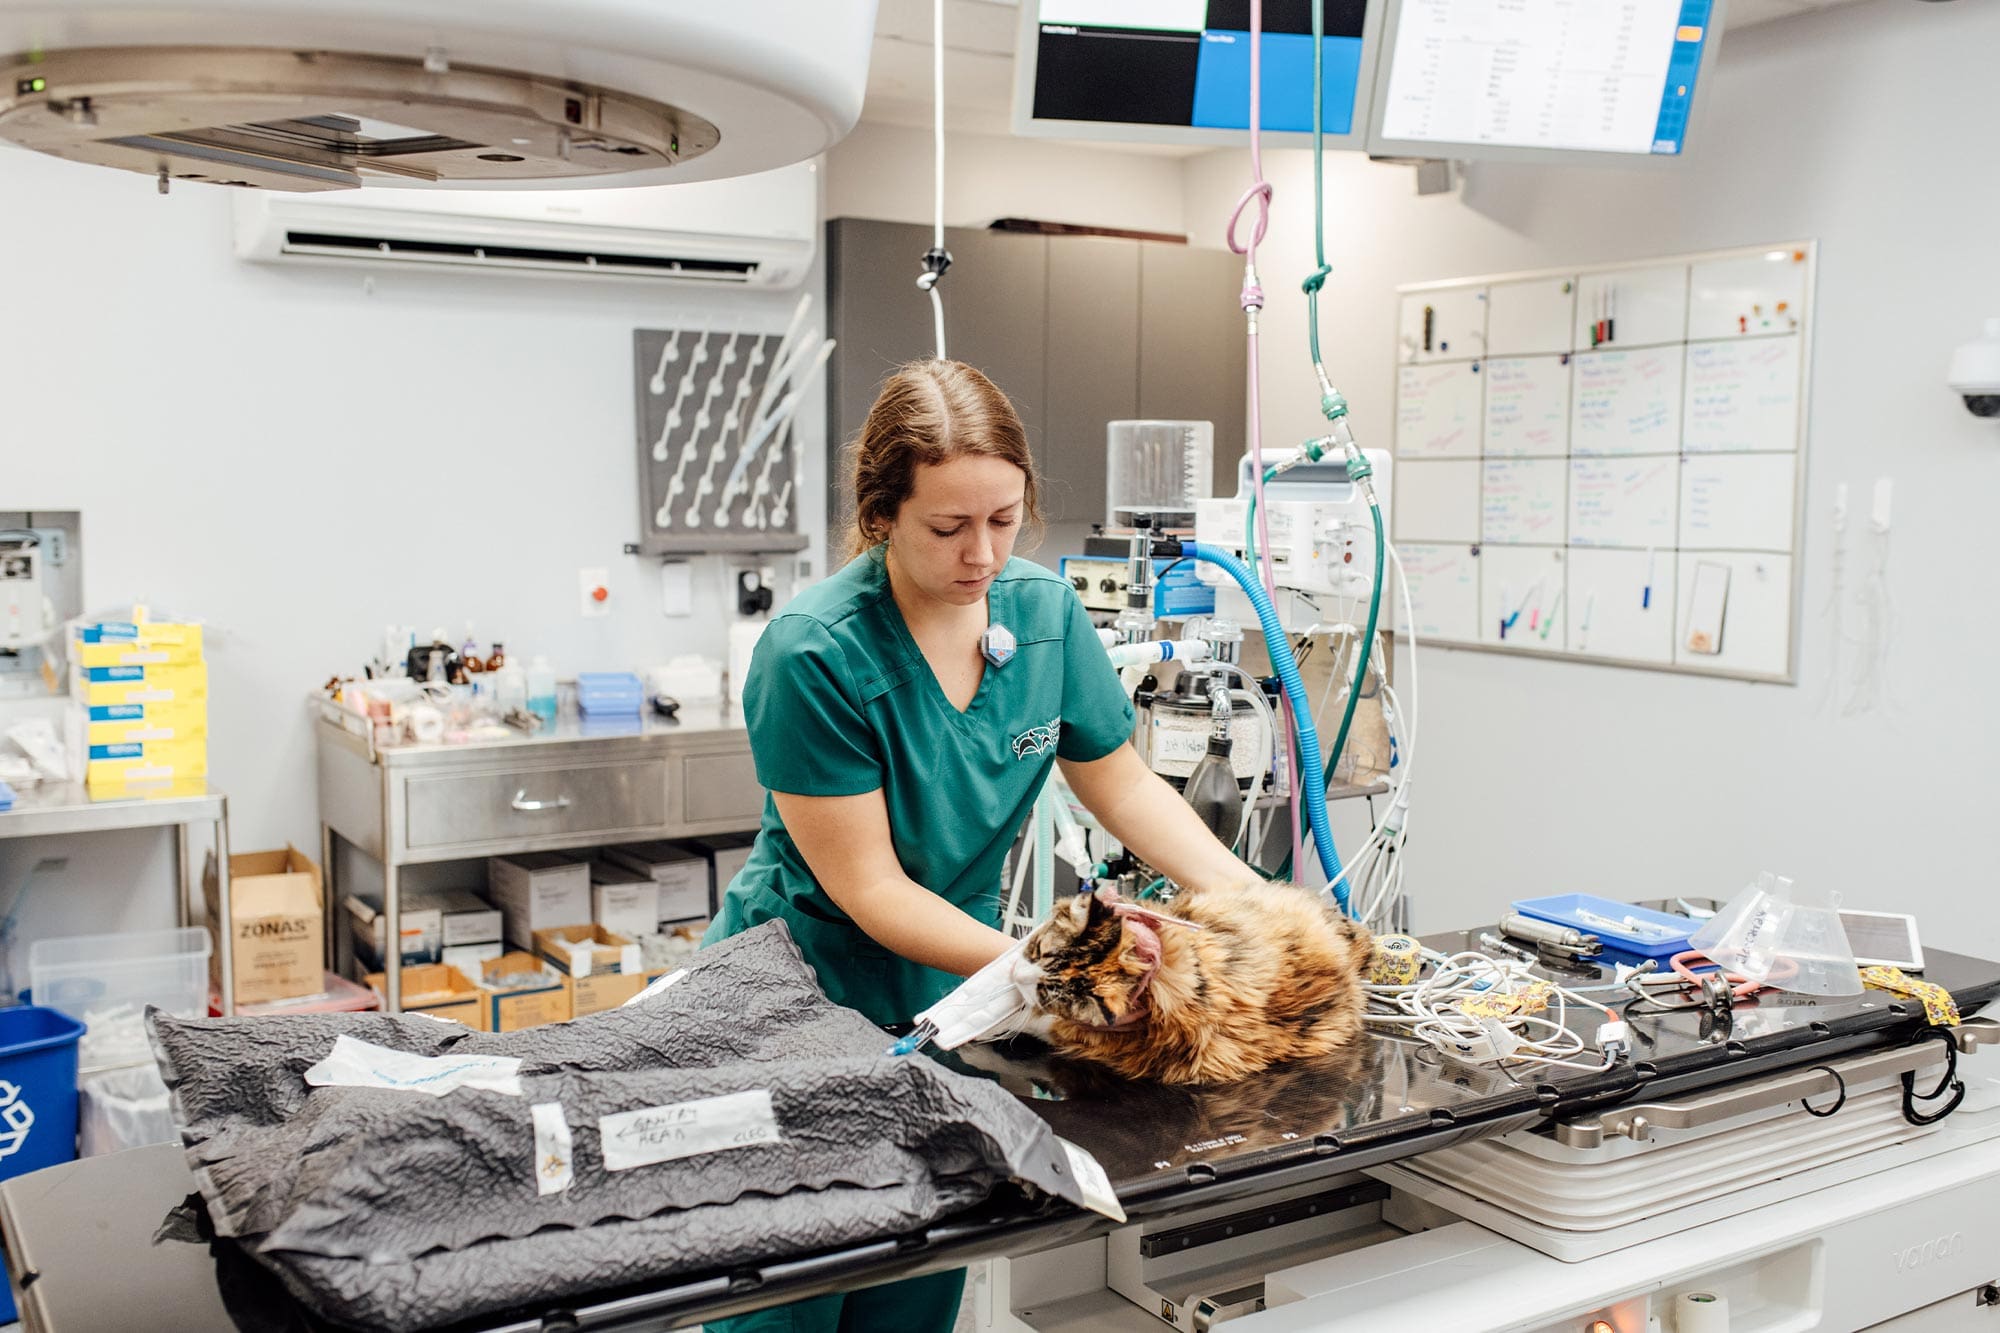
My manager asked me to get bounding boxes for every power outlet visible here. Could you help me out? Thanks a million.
[580,567,610,618]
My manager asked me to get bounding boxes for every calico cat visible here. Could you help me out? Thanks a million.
[1014,881,1373,1085]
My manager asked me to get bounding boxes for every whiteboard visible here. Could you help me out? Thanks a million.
[1481,458,1566,544]
[1679,452,1796,552]
[1674,552,1792,676]
[1479,546,1567,654]
[1568,455,1677,548]
[1688,251,1809,341]
[1683,337,1801,453]
[1571,348,1683,456]
[1396,543,1480,642]
[1398,287,1488,364]
[1572,265,1689,351]
[1485,356,1570,457]
[1564,548,1675,664]
[1487,276,1575,356]
[1394,459,1482,543]
[1390,241,1814,683]
[1396,362,1483,458]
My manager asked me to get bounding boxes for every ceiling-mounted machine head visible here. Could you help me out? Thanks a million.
[0,0,878,191]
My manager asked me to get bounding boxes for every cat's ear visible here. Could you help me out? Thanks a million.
[1086,884,1118,926]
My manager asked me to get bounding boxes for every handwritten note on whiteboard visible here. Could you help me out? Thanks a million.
[1683,337,1800,453]
[1481,458,1565,543]
[1571,348,1682,455]
[1568,456,1677,548]
[1396,362,1482,458]
[1485,356,1569,456]
[1396,543,1479,641]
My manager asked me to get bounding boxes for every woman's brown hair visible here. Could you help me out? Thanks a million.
[844,359,1042,560]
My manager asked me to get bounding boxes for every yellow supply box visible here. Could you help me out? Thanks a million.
[207,847,324,1007]
[83,700,208,747]
[364,963,488,1029]
[88,742,209,789]
[75,662,209,708]
[72,618,204,668]
[478,952,572,1031]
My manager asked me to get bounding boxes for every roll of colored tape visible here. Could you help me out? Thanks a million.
[1369,933,1421,986]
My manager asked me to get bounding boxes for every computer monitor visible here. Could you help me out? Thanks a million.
[1012,1,1387,150]
[1365,0,1723,165]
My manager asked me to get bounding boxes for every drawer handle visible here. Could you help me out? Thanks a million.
[510,790,572,812]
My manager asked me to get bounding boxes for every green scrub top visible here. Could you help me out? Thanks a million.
[705,545,1136,1028]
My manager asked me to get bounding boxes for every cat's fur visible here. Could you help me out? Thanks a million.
[1015,881,1373,1085]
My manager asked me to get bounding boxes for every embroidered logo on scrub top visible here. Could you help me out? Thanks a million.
[1011,716,1062,760]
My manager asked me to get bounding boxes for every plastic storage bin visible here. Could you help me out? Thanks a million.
[576,672,646,717]
[0,1004,87,1322]
[28,927,211,1068]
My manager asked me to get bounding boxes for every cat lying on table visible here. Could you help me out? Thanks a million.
[1011,881,1373,1086]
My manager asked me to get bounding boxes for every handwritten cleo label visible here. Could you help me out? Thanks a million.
[599,1090,783,1171]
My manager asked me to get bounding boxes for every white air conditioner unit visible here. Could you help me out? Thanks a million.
[232,160,816,287]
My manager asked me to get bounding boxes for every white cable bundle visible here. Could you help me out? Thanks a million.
[1363,949,1622,1072]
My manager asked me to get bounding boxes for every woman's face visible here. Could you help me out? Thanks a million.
[883,454,1028,609]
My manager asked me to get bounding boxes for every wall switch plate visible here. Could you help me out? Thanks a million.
[661,561,693,617]
[580,567,610,618]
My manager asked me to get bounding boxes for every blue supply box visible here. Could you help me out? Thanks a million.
[576,672,645,717]
[1512,893,1695,962]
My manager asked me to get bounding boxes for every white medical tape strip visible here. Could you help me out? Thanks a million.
[622,969,686,1007]
[531,1102,575,1195]
[303,1035,523,1098]
[1055,1137,1126,1223]
[598,1090,781,1171]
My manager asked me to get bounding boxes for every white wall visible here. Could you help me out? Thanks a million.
[0,148,828,963]
[1175,0,2000,957]
[826,120,1190,234]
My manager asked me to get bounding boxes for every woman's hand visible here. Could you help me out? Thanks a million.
[774,788,1015,976]
[1058,742,1262,889]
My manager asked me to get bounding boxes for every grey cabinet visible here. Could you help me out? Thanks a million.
[825,217,1245,569]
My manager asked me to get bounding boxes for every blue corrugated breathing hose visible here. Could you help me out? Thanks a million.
[1187,542,1350,911]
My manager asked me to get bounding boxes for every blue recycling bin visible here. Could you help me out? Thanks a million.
[0,1004,86,1322]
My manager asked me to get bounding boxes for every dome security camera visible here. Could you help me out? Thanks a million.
[1948,318,2000,418]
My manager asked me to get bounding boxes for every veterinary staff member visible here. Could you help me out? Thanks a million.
[705,359,1259,1333]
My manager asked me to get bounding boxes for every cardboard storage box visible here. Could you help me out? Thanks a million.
[207,847,324,1007]
[588,863,660,939]
[345,894,443,969]
[477,952,572,1031]
[487,853,592,949]
[350,886,506,969]
[689,834,756,898]
[602,841,712,924]
[535,924,644,1018]
[364,963,486,1029]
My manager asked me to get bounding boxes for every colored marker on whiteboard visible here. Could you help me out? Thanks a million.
[1642,549,1656,609]
[1578,589,1596,651]
[1539,590,1564,641]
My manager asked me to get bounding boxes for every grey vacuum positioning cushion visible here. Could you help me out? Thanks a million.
[149,922,1085,1332]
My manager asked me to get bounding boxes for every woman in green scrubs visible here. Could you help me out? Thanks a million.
[704,360,1262,1333]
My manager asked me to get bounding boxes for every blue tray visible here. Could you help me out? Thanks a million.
[1511,893,1695,962]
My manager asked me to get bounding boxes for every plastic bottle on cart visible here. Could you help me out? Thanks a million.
[492,659,528,714]
[526,656,558,728]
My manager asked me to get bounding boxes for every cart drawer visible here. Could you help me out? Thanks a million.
[679,752,764,825]
[404,760,669,850]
